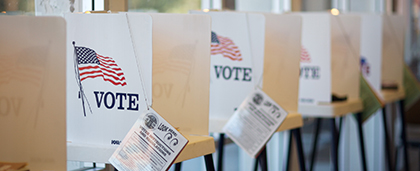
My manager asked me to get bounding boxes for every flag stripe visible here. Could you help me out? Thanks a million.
[76,48,127,86]
[211,34,242,61]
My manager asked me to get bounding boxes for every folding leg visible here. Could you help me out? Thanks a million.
[204,154,216,171]
[356,112,367,171]
[330,118,339,171]
[257,146,268,171]
[292,128,307,171]
[285,132,293,171]
[217,133,225,171]
[174,162,182,171]
[382,107,394,171]
[398,100,410,171]
[309,118,321,171]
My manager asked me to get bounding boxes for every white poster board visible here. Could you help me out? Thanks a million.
[247,13,266,88]
[65,13,152,163]
[298,13,332,104]
[190,11,258,132]
[359,14,383,91]
[0,16,67,171]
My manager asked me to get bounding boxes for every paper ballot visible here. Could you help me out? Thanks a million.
[109,108,188,171]
[223,88,288,158]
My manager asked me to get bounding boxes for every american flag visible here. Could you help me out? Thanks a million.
[360,57,370,75]
[75,46,127,86]
[211,31,242,61]
[301,46,311,63]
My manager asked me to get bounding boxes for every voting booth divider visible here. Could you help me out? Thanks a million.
[148,13,216,165]
[294,12,365,171]
[259,13,305,171]
[0,16,67,171]
[378,14,408,171]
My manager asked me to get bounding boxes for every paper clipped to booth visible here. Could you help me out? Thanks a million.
[109,108,188,171]
[223,88,288,158]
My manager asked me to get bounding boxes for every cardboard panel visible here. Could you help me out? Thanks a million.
[359,14,383,91]
[262,14,302,112]
[331,15,361,100]
[247,13,266,88]
[0,16,66,170]
[190,11,255,122]
[65,13,152,162]
[381,15,405,93]
[298,13,332,104]
[150,14,211,136]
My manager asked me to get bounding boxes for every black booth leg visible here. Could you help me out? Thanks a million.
[204,154,216,171]
[382,107,394,171]
[292,128,307,171]
[257,146,268,171]
[330,118,339,171]
[217,133,225,171]
[309,118,321,171]
[398,100,410,171]
[356,112,368,171]
[174,162,182,171]
[285,131,293,171]
[253,157,259,171]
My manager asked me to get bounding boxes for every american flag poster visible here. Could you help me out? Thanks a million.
[65,13,153,163]
[298,13,332,104]
[190,11,255,128]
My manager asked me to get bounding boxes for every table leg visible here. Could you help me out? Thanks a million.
[204,154,215,171]
[292,128,307,171]
[330,118,339,171]
[398,100,410,171]
[382,106,394,171]
[217,133,225,171]
[356,112,368,171]
[310,118,321,171]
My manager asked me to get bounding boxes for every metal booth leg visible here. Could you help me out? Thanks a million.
[217,133,225,171]
[330,118,339,171]
[292,128,307,171]
[257,146,268,171]
[398,100,410,171]
[204,154,216,171]
[356,112,368,171]
[309,118,321,171]
[383,106,394,171]
[174,162,182,171]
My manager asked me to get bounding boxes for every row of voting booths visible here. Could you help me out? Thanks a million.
[0,9,409,171]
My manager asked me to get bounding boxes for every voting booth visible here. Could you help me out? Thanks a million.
[65,13,215,168]
[66,13,153,163]
[297,13,363,116]
[259,13,305,171]
[0,16,67,171]
[379,14,407,171]
[294,12,364,171]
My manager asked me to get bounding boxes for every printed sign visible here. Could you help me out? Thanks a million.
[190,11,255,127]
[65,13,152,162]
[298,13,331,104]
[109,108,188,171]
[223,88,288,158]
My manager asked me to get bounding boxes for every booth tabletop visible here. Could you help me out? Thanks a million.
[276,112,303,132]
[380,90,405,104]
[174,135,215,163]
[298,99,363,118]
